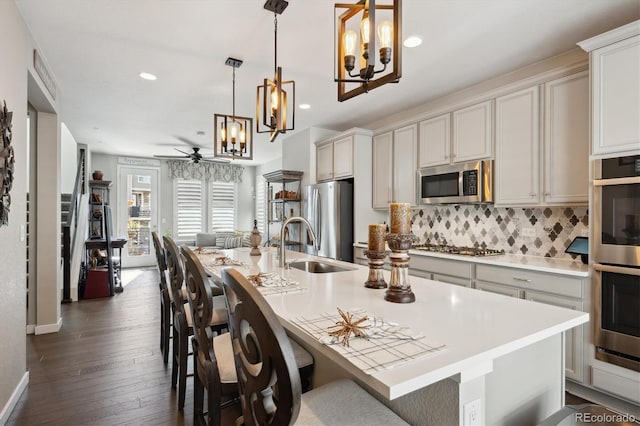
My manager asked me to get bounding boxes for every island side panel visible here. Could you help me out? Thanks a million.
[485,333,564,425]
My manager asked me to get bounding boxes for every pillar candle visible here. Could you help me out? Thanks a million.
[389,202,411,234]
[368,224,386,251]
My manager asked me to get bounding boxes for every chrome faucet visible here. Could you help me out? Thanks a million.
[279,216,317,268]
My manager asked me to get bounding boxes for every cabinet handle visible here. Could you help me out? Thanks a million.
[513,277,532,283]
[529,192,536,197]
[544,192,549,196]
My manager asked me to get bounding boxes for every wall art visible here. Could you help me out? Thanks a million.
[0,100,14,227]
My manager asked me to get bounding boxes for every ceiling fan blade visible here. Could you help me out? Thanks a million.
[200,158,231,164]
[153,154,189,159]
[174,136,206,148]
[174,148,191,155]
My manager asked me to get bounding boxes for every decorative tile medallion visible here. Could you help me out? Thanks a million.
[411,205,589,260]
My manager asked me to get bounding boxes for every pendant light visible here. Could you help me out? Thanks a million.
[214,57,253,160]
[335,0,402,101]
[256,0,295,143]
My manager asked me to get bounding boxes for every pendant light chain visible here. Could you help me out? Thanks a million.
[232,65,236,119]
[273,14,278,77]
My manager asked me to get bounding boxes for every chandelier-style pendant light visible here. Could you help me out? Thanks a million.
[214,57,253,160]
[335,0,402,101]
[256,0,295,143]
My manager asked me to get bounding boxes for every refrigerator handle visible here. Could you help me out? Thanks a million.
[314,188,321,252]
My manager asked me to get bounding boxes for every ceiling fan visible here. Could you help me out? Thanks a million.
[153,147,229,164]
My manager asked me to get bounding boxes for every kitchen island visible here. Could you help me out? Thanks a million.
[205,247,588,425]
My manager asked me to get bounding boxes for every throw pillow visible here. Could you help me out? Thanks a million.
[224,236,244,249]
[195,232,217,247]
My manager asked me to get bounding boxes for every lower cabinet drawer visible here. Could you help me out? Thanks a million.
[476,264,583,298]
[475,280,522,298]
[432,274,471,288]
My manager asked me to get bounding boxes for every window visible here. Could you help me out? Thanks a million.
[175,179,204,241]
[174,178,238,242]
[210,181,236,232]
[255,176,266,233]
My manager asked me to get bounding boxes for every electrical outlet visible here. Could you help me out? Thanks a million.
[464,399,482,426]
[522,227,536,238]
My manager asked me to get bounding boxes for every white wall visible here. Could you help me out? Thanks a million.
[0,0,61,419]
[0,1,28,417]
[60,123,78,193]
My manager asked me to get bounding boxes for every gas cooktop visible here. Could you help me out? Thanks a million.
[412,244,505,257]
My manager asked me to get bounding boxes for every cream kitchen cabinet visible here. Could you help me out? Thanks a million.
[495,86,540,205]
[411,254,473,288]
[418,101,492,169]
[475,263,587,383]
[543,71,589,204]
[495,72,588,206]
[316,135,354,182]
[372,131,393,209]
[579,22,640,155]
[451,100,493,163]
[418,113,451,168]
[372,124,418,209]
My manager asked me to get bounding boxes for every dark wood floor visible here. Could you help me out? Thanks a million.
[7,268,240,426]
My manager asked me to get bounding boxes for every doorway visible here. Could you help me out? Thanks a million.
[117,166,159,267]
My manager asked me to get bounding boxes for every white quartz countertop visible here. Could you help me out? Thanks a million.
[353,243,590,277]
[209,247,589,400]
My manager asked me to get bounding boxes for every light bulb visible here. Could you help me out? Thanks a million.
[343,30,357,56]
[220,123,227,142]
[239,124,246,144]
[360,15,370,44]
[270,87,279,114]
[229,121,239,142]
[377,20,393,49]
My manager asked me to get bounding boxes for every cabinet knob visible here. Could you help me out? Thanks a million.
[444,155,449,159]
[530,192,536,197]
[544,192,549,196]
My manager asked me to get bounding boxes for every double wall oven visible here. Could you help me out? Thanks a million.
[593,155,640,372]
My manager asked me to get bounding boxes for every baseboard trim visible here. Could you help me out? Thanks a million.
[25,324,35,335]
[0,371,29,425]
[34,317,62,335]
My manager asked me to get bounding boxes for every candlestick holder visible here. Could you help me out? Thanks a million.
[384,233,417,303]
[363,249,387,289]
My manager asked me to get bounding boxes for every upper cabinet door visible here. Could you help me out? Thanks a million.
[544,71,589,204]
[372,132,393,209]
[419,114,451,168]
[452,100,493,163]
[332,136,354,179]
[592,35,640,155]
[393,124,418,205]
[495,86,540,206]
[316,143,334,182]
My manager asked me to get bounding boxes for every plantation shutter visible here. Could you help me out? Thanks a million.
[175,179,204,241]
[255,177,266,233]
[210,181,236,232]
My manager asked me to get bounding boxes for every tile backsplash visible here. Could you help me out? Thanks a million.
[411,205,588,259]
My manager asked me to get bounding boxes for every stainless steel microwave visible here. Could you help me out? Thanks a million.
[419,160,493,204]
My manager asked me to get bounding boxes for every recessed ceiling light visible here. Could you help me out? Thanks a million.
[139,72,157,81]
[299,104,311,110]
[403,36,423,48]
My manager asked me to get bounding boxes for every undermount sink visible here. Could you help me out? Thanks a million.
[288,260,356,274]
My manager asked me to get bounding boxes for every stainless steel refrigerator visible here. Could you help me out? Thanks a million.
[303,181,353,262]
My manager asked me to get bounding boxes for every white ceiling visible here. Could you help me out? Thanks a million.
[16,0,640,166]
